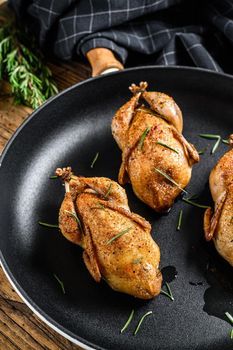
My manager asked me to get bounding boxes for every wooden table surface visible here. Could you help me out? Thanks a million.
[0,3,93,346]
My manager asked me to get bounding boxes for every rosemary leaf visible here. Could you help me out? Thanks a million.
[53,273,65,294]
[176,210,183,231]
[156,141,179,154]
[90,152,99,168]
[154,168,188,194]
[182,198,210,209]
[39,222,59,228]
[134,311,153,336]
[104,182,112,199]
[64,210,83,233]
[211,137,221,154]
[138,127,151,150]
[231,329,233,340]
[120,309,135,333]
[198,148,206,155]
[222,139,230,145]
[198,134,221,154]
[107,227,132,245]
[199,134,221,140]
[160,282,174,301]
[225,312,233,325]
[50,175,58,179]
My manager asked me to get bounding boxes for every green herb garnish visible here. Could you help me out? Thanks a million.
[120,309,134,333]
[50,175,58,179]
[176,210,183,231]
[53,274,65,294]
[138,127,151,150]
[154,168,188,194]
[198,148,207,155]
[225,312,233,324]
[199,134,221,154]
[39,222,59,228]
[104,182,112,199]
[90,152,99,168]
[160,282,174,301]
[0,16,58,108]
[182,197,210,209]
[156,141,178,154]
[107,227,132,245]
[231,329,233,339]
[134,311,153,335]
[64,210,83,233]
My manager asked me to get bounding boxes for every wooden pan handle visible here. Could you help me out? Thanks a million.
[86,48,124,77]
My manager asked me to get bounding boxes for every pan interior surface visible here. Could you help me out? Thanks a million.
[0,67,233,350]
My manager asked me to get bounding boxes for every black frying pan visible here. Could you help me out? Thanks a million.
[0,66,233,350]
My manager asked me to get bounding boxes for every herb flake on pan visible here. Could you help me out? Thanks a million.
[53,274,65,294]
[50,175,58,179]
[120,309,135,333]
[156,141,179,154]
[176,209,183,231]
[90,152,99,168]
[182,197,210,209]
[225,312,233,325]
[154,168,188,194]
[107,227,132,245]
[199,134,221,154]
[138,127,151,150]
[39,222,59,228]
[64,210,83,233]
[134,311,153,335]
[160,282,174,301]
[198,148,207,155]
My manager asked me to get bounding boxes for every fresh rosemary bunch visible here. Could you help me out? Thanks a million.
[0,14,58,109]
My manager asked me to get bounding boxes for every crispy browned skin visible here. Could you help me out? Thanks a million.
[111,82,199,212]
[204,135,233,265]
[56,167,162,299]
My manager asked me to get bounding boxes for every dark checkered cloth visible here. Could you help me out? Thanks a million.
[9,0,233,74]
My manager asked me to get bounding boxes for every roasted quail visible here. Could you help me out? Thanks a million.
[55,167,162,299]
[204,135,233,265]
[112,82,199,212]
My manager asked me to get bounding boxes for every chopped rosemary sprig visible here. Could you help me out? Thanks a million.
[50,175,58,179]
[160,282,174,301]
[64,210,83,233]
[107,227,132,245]
[176,209,183,231]
[199,134,221,154]
[154,168,188,194]
[225,312,233,325]
[39,222,59,228]
[134,311,153,336]
[198,148,207,155]
[104,182,112,199]
[138,127,151,150]
[156,141,178,154]
[182,197,210,209]
[91,202,105,210]
[120,309,135,333]
[222,139,230,145]
[90,152,99,168]
[53,274,65,294]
